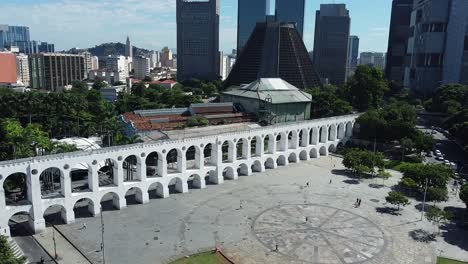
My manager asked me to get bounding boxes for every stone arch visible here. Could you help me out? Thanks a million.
[204,143,214,167]
[250,136,261,157]
[237,163,250,176]
[43,204,68,225]
[299,129,308,147]
[186,145,201,170]
[222,166,236,180]
[299,150,308,161]
[319,126,328,143]
[277,155,287,166]
[39,167,63,199]
[70,162,92,193]
[125,187,144,205]
[205,170,216,186]
[319,146,328,156]
[222,140,235,163]
[328,124,337,141]
[251,160,263,173]
[346,122,353,137]
[288,130,298,149]
[328,144,337,153]
[98,158,118,187]
[123,155,141,182]
[337,142,344,152]
[100,192,122,211]
[310,148,318,158]
[236,138,249,160]
[187,174,204,189]
[276,132,287,152]
[8,211,31,237]
[148,182,166,199]
[264,134,275,154]
[167,148,183,174]
[146,151,160,178]
[168,177,187,194]
[310,127,319,145]
[3,172,28,206]
[288,152,298,163]
[265,158,275,169]
[73,198,96,218]
[337,123,346,139]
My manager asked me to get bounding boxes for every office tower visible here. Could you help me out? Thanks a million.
[224,21,322,90]
[359,52,386,71]
[29,53,85,91]
[237,0,269,55]
[0,25,30,49]
[91,56,99,71]
[150,51,160,68]
[16,54,29,87]
[125,36,133,58]
[275,0,305,37]
[133,56,151,80]
[0,52,17,85]
[160,47,173,67]
[313,4,350,85]
[177,0,220,81]
[386,0,413,87]
[81,52,93,78]
[405,0,468,95]
[105,55,129,78]
[347,36,359,77]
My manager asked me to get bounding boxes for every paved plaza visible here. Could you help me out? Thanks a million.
[52,156,468,264]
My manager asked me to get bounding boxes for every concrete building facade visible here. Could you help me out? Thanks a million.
[0,114,358,237]
[160,47,173,68]
[176,0,220,81]
[0,52,17,85]
[105,55,129,78]
[313,4,350,85]
[405,0,468,95]
[347,36,359,77]
[133,56,151,80]
[237,0,269,55]
[29,53,85,91]
[15,54,29,87]
[275,0,305,37]
[359,52,386,71]
[385,0,413,87]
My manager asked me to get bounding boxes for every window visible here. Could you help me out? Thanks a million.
[464,36,468,51]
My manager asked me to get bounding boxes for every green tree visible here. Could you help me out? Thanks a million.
[92,80,108,90]
[113,81,125,86]
[343,65,389,111]
[377,169,392,185]
[400,137,413,161]
[131,82,146,97]
[0,235,27,264]
[71,80,89,93]
[143,76,153,82]
[305,86,352,118]
[385,191,410,210]
[459,184,468,209]
[426,187,448,204]
[426,205,452,234]
[342,149,385,177]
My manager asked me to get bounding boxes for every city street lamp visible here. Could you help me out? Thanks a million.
[100,206,106,264]
[420,178,429,221]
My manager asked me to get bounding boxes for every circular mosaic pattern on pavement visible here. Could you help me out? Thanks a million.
[252,204,387,264]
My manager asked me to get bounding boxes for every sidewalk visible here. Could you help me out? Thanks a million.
[33,227,90,264]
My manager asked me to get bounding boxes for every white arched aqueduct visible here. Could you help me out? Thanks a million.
[0,114,357,236]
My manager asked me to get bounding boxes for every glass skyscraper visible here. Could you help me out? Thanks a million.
[0,24,30,49]
[237,0,269,55]
[275,0,305,37]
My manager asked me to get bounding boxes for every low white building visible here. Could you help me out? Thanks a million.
[105,55,129,78]
[88,70,126,84]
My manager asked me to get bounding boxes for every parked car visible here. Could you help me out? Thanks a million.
[436,156,445,161]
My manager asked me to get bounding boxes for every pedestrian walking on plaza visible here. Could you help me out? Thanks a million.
[306,182,310,187]
[358,199,362,207]
[82,223,87,230]
[305,216,309,222]
[275,244,278,252]
[40,256,45,264]
[329,179,332,184]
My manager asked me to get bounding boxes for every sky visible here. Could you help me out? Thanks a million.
[1,0,392,53]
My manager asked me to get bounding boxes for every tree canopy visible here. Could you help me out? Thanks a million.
[342,148,385,177]
[385,191,410,210]
[0,235,27,264]
[305,85,353,118]
[460,184,468,209]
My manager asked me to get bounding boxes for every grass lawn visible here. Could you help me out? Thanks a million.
[437,257,468,264]
[170,251,229,264]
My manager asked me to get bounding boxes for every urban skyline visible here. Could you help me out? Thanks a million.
[1,0,392,53]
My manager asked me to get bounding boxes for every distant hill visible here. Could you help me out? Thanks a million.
[65,42,151,57]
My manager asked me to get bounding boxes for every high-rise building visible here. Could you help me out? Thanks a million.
[237,0,269,55]
[313,4,350,85]
[150,51,160,68]
[11,40,54,54]
[224,21,322,90]
[29,53,85,91]
[275,0,305,37]
[405,0,468,95]
[386,0,413,87]
[15,54,29,87]
[160,47,173,67]
[0,25,30,49]
[0,52,17,85]
[105,55,129,78]
[125,36,133,58]
[177,0,220,81]
[359,52,386,71]
[347,36,359,77]
[82,51,93,78]
[91,56,99,71]
[133,56,151,80]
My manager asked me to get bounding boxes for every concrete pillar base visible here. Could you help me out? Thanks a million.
[114,196,127,210]
[175,182,188,193]
[156,185,169,198]
[136,191,149,204]
[29,218,46,234]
